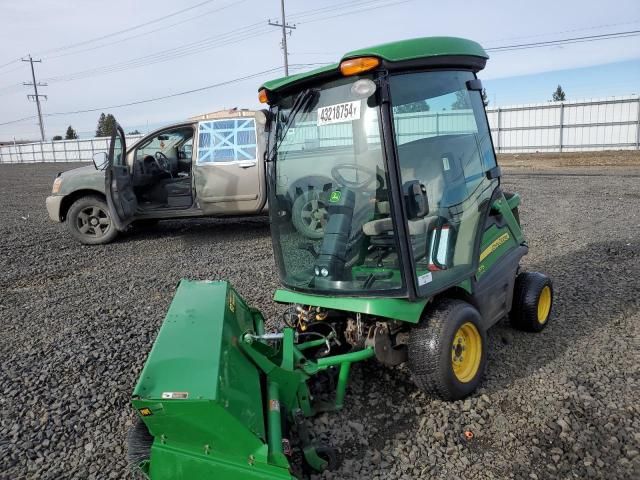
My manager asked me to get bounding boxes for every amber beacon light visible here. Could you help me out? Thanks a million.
[340,56,380,76]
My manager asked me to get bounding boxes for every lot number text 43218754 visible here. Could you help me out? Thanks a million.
[317,100,361,126]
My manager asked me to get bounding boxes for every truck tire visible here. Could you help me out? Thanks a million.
[66,195,118,245]
[291,189,328,240]
[408,299,487,401]
[510,272,553,332]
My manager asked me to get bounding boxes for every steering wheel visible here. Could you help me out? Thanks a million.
[330,163,378,192]
[153,152,172,176]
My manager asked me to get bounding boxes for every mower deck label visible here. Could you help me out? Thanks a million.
[317,101,361,126]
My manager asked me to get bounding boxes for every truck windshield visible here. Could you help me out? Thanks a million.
[268,76,405,295]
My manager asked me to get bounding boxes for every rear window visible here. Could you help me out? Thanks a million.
[197,118,257,164]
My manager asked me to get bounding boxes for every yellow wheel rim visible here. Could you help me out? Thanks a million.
[537,285,552,324]
[451,322,482,383]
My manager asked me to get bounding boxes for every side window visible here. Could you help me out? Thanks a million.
[133,128,192,164]
[390,71,498,296]
[112,131,125,166]
[197,118,257,164]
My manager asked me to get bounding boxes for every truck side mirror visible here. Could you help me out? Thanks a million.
[403,180,429,219]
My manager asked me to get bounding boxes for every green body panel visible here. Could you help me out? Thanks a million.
[260,36,488,93]
[132,281,276,477]
[476,193,525,279]
[273,289,427,323]
[133,280,266,440]
[146,442,293,480]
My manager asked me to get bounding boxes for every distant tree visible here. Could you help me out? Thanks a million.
[128,129,141,135]
[481,88,489,107]
[65,125,78,140]
[52,135,63,141]
[451,90,471,110]
[103,114,117,137]
[95,113,117,137]
[95,113,106,137]
[394,100,431,114]
[552,85,566,102]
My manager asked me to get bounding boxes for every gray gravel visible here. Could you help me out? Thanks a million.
[1,162,639,479]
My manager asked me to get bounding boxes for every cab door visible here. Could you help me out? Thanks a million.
[105,124,138,230]
[192,116,265,215]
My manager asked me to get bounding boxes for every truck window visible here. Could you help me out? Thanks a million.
[197,118,257,164]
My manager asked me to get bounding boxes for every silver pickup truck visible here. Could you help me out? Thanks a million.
[46,111,275,244]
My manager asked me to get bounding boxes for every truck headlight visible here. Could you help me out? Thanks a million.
[52,176,63,194]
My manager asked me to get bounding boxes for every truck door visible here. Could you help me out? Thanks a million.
[105,124,137,229]
[193,116,265,215]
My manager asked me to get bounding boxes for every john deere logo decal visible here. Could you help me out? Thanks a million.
[329,191,341,203]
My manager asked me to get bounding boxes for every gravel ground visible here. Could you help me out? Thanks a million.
[1,161,639,480]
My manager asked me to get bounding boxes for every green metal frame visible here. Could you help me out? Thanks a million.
[131,280,374,479]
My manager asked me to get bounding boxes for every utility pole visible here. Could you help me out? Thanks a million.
[22,55,47,142]
[268,0,296,76]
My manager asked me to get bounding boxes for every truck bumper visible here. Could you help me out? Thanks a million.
[45,195,63,222]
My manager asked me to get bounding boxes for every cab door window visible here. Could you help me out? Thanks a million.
[389,71,498,295]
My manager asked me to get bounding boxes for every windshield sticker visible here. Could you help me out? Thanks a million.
[329,191,342,203]
[418,272,433,286]
[317,101,361,126]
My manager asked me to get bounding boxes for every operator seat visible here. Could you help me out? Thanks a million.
[362,181,437,264]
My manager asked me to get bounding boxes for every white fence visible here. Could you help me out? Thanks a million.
[1,96,639,163]
[0,134,143,164]
[487,95,640,153]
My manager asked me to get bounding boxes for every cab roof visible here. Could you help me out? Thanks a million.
[260,37,488,94]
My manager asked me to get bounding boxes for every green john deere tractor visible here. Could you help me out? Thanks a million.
[128,37,553,479]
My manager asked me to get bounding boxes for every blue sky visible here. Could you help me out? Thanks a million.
[0,0,639,140]
[483,59,640,106]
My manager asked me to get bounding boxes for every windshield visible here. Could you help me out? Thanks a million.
[268,76,405,295]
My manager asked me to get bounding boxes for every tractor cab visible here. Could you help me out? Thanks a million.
[128,38,553,480]
[261,37,503,302]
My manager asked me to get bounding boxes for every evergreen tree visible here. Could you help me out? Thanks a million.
[52,135,63,141]
[451,91,471,110]
[552,85,566,102]
[128,129,141,135]
[65,125,78,140]
[394,100,431,114]
[95,113,117,137]
[103,114,117,137]
[481,88,489,107]
[95,113,106,137]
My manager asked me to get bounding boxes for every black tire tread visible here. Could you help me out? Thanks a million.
[66,195,118,245]
[510,272,553,332]
[408,299,486,401]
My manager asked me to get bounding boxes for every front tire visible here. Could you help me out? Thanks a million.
[408,299,487,401]
[510,272,553,332]
[66,195,118,245]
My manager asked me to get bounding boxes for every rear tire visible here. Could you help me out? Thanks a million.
[510,272,553,332]
[408,299,487,401]
[66,195,118,245]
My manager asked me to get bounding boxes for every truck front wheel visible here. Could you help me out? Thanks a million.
[66,195,118,245]
[291,189,328,240]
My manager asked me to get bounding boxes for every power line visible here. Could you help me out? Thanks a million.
[43,0,250,61]
[43,66,283,116]
[486,30,640,52]
[35,0,218,56]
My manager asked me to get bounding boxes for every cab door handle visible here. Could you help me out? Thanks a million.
[238,161,257,168]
